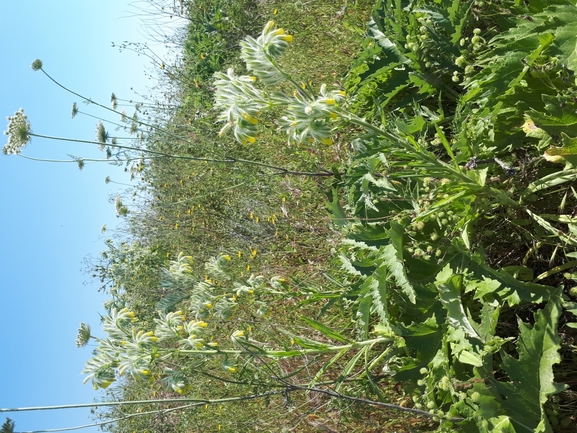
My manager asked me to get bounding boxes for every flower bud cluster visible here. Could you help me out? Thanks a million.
[240,21,293,86]
[81,307,214,390]
[3,109,31,155]
[214,22,347,147]
[80,251,293,393]
[163,369,191,395]
[280,84,345,145]
[214,68,267,145]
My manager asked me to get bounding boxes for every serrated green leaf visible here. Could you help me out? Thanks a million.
[357,278,373,340]
[494,287,567,432]
[448,244,553,305]
[381,222,416,303]
[436,265,482,341]
[368,19,409,64]
[487,416,516,433]
[327,188,348,228]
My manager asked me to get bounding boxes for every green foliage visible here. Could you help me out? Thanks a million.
[89,239,167,319]
[68,0,577,431]
[326,0,577,430]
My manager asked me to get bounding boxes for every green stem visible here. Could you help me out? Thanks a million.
[17,154,144,164]
[265,53,314,101]
[337,110,474,184]
[26,133,334,177]
[0,390,285,414]
[179,336,391,357]
[18,403,197,433]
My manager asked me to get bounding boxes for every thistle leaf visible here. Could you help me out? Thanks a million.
[492,288,567,432]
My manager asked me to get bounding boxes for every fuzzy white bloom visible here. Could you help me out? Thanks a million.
[3,109,31,155]
[240,21,293,86]
[102,307,136,341]
[154,310,186,341]
[280,84,346,145]
[163,369,190,394]
[82,351,118,390]
[214,68,267,144]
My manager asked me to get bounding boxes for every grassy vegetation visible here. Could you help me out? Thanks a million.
[7,0,577,432]
[92,1,426,432]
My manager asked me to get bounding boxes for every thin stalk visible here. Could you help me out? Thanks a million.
[1,384,463,425]
[36,67,248,160]
[17,154,143,164]
[337,109,475,183]
[291,384,465,423]
[179,336,392,357]
[265,53,314,101]
[0,390,286,414]
[39,67,168,140]
[17,403,197,433]
[25,132,334,177]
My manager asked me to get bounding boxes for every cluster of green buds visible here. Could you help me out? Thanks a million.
[3,108,31,155]
[214,21,347,147]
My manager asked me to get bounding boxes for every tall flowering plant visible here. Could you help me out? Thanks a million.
[78,253,392,395]
[214,21,349,147]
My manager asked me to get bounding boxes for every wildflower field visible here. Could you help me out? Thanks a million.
[5,0,577,432]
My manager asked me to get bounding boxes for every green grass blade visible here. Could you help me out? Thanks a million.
[300,316,352,343]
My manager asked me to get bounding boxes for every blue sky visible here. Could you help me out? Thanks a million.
[0,2,180,431]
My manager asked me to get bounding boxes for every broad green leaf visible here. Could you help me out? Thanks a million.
[545,5,577,73]
[494,288,567,432]
[436,265,482,341]
[368,19,409,64]
[487,416,516,433]
[370,265,389,323]
[326,188,348,228]
[382,222,416,303]
[357,278,373,340]
[447,245,552,305]
[470,292,501,341]
[529,97,577,139]
[543,133,577,168]
[501,266,534,281]
[393,315,444,381]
